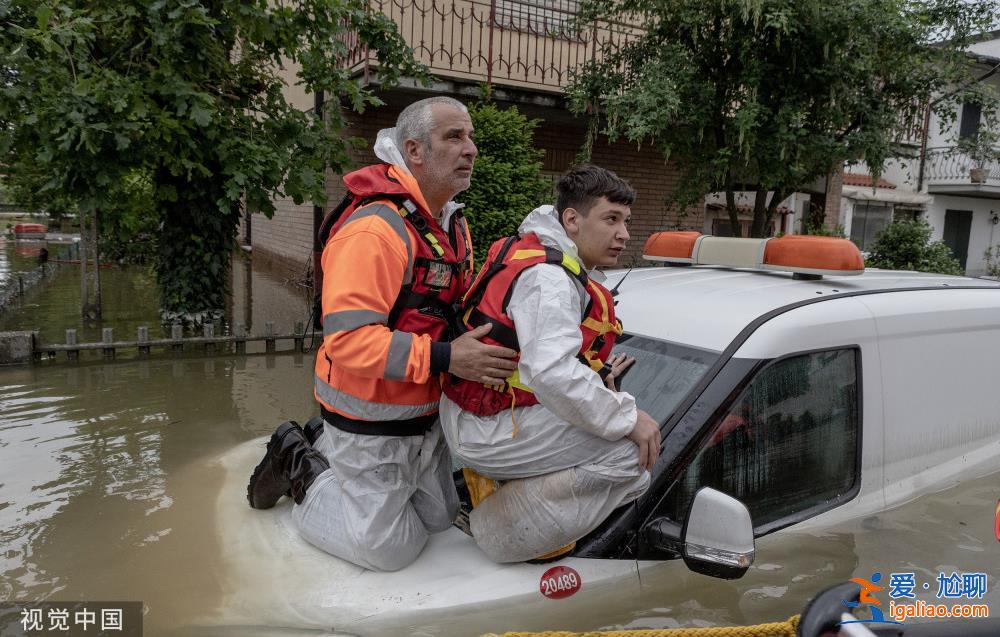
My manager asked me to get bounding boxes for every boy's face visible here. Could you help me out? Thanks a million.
[562,196,631,268]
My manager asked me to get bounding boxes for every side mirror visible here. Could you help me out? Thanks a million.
[644,487,754,579]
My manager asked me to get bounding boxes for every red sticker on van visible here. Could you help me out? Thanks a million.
[539,566,582,599]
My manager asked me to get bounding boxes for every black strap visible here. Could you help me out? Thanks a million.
[465,307,520,350]
[321,406,436,437]
[543,246,590,288]
[577,353,612,380]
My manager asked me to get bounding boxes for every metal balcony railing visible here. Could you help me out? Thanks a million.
[924,146,1000,187]
[341,0,640,93]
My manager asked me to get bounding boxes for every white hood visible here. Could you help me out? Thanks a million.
[518,204,606,283]
[374,128,411,175]
[374,127,464,227]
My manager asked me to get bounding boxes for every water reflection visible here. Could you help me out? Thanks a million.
[0,243,312,345]
[0,356,316,635]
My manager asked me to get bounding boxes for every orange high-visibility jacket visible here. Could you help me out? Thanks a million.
[314,164,474,435]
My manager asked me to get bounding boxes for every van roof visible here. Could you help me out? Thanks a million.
[609,266,1000,353]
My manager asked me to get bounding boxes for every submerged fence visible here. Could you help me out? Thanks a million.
[0,322,320,365]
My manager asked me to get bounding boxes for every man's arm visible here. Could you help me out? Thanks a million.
[320,213,436,383]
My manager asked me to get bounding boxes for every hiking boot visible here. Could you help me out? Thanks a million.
[303,416,325,446]
[247,421,330,509]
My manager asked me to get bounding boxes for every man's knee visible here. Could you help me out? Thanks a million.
[357,534,427,572]
[416,491,459,533]
[589,438,649,477]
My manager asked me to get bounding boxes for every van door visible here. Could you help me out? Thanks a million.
[858,288,1000,510]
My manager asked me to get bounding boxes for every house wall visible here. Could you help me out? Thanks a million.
[924,196,1000,276]
[836,44,1000,276]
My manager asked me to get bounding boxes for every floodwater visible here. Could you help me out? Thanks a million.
[2,240,999,635]
[0,239,313,345]
[0,355,317,636]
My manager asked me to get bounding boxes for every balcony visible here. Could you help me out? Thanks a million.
[924,147,1000,199]
[340,0,640,94]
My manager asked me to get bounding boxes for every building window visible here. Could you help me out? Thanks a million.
[496,0,581,38]
[892,207,922,223]
[850,202,892,251]
[657,348,860,533]
[959,102,982,140]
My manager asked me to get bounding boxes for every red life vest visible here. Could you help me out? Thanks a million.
[312,164,474,341]
[442,232,623,416]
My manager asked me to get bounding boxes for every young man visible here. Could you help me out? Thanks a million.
[440,165,661,562]
[246,96,517,571]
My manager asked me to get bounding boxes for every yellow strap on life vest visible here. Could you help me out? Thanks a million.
[560,253,582,275]
[509,249,583,278]
[424,232,446,257]
[505,369,532,393]
[580,350,605,372]
[529,541,576,562]
[510,248,546,261]
[582,317,621,335]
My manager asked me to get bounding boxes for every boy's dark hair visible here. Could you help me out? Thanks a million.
[556,165,635,226]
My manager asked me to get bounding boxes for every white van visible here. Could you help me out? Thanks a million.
[213,234,1000,636]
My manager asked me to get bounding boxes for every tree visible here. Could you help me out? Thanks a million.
[866,218,963,275]
[568,0,1000,237]
[0,0,422,322]
[458,100,552,264]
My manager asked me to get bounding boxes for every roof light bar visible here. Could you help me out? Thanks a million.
[643,232,864,277]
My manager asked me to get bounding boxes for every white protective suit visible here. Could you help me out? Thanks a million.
[291,129,461,572]
[439,205,651,563]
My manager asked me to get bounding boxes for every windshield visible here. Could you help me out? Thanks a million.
[613,334,720,424]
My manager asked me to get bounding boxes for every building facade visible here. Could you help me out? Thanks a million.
[839,33,1000,276]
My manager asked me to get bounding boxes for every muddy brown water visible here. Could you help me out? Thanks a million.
[0,355,317,635]
[0,241,312,345]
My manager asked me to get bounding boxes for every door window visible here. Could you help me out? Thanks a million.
[850,203,891,252]
[657,348,860,534]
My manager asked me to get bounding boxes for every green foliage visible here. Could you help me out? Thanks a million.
[866,219,963,275]
[97,171,158,264]
[804,222,846,238]
[457,102,551,264]
[983,245,1000,279]
[0,0,424,317]
[569,0,1000,237]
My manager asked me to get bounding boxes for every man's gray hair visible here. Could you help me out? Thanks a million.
[395,96,468,150]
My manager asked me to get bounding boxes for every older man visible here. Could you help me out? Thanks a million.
[247,96,517,571]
